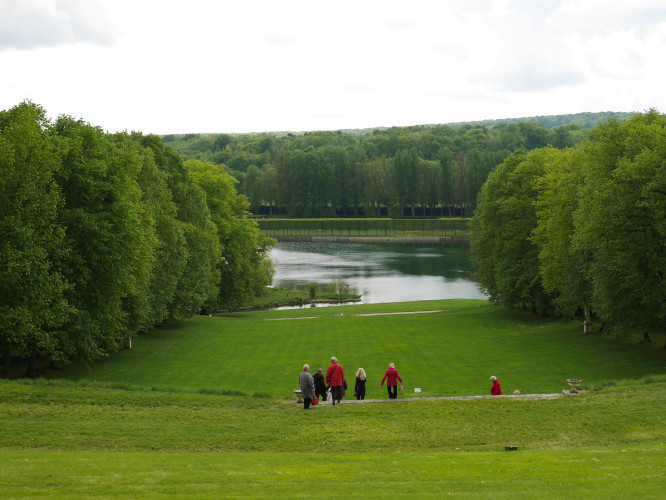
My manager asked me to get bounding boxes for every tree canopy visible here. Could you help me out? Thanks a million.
[162,114,626,218]
[471,111,666,344]
[0,102,275,375]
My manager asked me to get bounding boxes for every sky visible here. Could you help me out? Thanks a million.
[1,0,665,135]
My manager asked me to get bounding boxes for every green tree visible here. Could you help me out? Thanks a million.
[532,147,594,328]
[471,149,552,312]
[52,116,150,362]
[186,160,276,310]
[437,147,454,216]
[128,134,187,330]
[367,155,391,216]
[0,102,71,376]
[140,136,221,317]
[573,112,666,343]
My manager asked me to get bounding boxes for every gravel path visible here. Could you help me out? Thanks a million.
[307,392,578,405]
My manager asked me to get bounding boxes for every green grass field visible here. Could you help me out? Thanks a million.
[2,300,665,498]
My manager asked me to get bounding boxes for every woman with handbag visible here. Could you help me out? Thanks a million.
[381,362,403,399]
[325,356,344,405]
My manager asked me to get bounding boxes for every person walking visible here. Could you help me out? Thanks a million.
[299,364,316,409]
[354,368,367,400]
[490,375,502,395]
[313,368,327,403]
[325,356,344,405]
[381,362,402,399]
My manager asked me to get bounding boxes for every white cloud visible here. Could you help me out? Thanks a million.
[0,0,664,133]
[0,0,119,50]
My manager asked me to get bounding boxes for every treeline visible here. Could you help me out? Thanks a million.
[471,111,665,345]
[164,117,611,218]
[0,102,274,377]
[447,111,635,130]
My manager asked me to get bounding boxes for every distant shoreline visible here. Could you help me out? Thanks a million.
[274,236,470,243]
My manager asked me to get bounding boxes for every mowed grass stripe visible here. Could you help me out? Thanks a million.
[51,300,666,398]
[1,445,664,499]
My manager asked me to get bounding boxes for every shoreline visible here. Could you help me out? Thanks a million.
[273,236,469,243]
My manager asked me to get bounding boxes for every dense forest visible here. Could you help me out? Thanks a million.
[164,112,632,218]
[0,102,275,376]
[471,111,665,345]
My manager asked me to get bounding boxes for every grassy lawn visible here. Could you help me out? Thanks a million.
[48,300,665,398]
[2,300,665,498]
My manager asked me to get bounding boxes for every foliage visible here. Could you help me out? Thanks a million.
[573,112,666,337]
[186,160,276,310]
[472,111,666,340]
[471,149,558,312]
[0,102,275,373]
[328,276,351,295]
[0,102,72,372]
[163,114,621,218]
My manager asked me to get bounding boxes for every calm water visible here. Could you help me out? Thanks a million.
[270,240,486,305]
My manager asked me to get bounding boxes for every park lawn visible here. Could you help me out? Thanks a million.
[49,300,666,398]
[1,445,664,499]
[4,300,664,498]
[1,379,665,498]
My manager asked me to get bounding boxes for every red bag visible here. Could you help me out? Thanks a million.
[311,396,319,405]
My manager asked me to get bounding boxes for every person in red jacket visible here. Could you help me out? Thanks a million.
[381,362,403,399]
[490,375,502,395]
[325,356,344,405]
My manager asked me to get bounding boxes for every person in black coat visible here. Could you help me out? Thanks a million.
[354,367,367,400]
[313,368,327,403]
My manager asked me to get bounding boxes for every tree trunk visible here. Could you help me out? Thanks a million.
[583,307,592,334]
[639,332,652,343]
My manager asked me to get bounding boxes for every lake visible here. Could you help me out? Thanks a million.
[270,240,486,305]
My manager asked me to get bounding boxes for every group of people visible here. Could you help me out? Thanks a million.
[299,360,503,409]
[298,357,404,409]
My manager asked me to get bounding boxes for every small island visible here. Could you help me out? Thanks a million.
[246,286,361,310]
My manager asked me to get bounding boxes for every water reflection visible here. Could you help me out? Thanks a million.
[270,240,486,305]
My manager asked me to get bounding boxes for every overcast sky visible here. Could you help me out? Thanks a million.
[1,0,665,134]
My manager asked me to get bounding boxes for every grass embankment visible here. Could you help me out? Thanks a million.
[1,379,665,498]
[2,300,664,498]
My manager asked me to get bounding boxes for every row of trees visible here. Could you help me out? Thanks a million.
[471,111,665,345]
[0,102,274,376]
[165,119,600,218]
